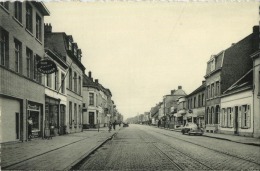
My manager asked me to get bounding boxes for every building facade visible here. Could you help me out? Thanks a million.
[0,2,50,142]
[44,24,85,134]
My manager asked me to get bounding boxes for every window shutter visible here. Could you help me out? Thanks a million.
[247,105,251,128]
[221,109,225,127]
[230,107,234,128]
[238,106,241,128]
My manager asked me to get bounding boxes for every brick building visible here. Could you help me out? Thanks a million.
[0,2,50,142]
[44,24,85,134]
[204,26,259,133]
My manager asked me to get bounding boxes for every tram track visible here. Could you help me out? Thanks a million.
[151,129,260,167]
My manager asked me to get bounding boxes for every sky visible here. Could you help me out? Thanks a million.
[44,1,259,120]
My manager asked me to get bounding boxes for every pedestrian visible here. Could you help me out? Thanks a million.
[158,119,161,128]
[108,121,112,132]
[28,116,33,140]
[113,120,117,130]
[119,121,121,127]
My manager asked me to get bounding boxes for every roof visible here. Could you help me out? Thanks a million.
[31,2,50,16]
[172,89,186,96]
[83,74,100,90]
[223,69,253,95]
[186,82,206,97]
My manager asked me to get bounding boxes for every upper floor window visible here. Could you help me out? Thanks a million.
[207,85,210,99]
[0,28,9,67]
[69,68,72,90]
[74,72,77,93]
[14,1,22,23]
[14,39,22,73]
[73,45,77,57]
[54,70,59,91]
[77,49,82,61]
[34,55,42,83]
[78,76,81,95]
[198,95,201,107]
[210,58,215,72]
[26,3,33,33]
[0,2,9,10]
[68,41,72,51]
[190,99,193,109]
[46,73,52,88]
[211,83,215,98]
[216,81,220,96]
[61,73,65,94]
[26,47,33,78]
[193,97,196,108]
[89,93,94,106]
[201,94,204,106]
[36,14,42,41]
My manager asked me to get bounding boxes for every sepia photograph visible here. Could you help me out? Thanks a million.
[0,0,260,170]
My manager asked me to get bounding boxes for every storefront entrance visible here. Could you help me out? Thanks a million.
[27,102,43,138]
[89,112,95,128]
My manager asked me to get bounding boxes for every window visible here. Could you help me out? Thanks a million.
[210,58,215,72]
[216,106,220,124]
[0,2,9,10]
[74,103,77,125]
[26,3,33,33]
[78,105,81,124]
[61,73,65,94]
[187,99,189,109]
[227,107,231,127]
[69,101,72,125]
[89,93,94,106]
[73,44,77,57]
[54,70,58,91]
[46,74,52,88]
[96,94,98,107]
[36,14,42,41]
[69,68,72,89]
[211,83,215,98]
[194,97,196,108]
[222,108,226,127]
[202,94,204,106]
[26,48,33,78]
[14,1,22,23]
[206,108,210,124]
[78,76,81,95]
[74,72,77,93]
[0,28,9,67]
[190,99,192,109]
[216,81,220,96]
[207,85,210,99]
[14,39,22,73]
[34,55,41,83]
[241,105,251,128]
[198,95,201,107]
[68,41,72,51]
[258,71,260,96]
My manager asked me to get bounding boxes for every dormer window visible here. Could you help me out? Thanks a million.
[73,43,78,57]
[67,36,73,51]
[68,41,72,51]
[77,49,82,61]
[210,58,215,72]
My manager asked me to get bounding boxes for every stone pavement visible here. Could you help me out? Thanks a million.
[1,126,121,170]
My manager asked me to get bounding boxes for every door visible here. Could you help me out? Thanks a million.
[15,113,20,140]
[89,112,95,128]
[234,106,238,134]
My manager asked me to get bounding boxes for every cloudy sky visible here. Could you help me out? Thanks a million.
[44,1,258,119]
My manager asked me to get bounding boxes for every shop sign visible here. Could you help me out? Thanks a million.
[28,104,39,110]
[37,59,57,74]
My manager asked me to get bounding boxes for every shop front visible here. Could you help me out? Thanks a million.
[27,101,43,138]
[45,96,60,136]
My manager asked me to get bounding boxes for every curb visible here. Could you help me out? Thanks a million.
[66,131,119,170]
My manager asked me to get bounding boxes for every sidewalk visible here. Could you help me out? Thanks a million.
[1,127,121,170]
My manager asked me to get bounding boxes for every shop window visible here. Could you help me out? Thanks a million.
[36,14,42,41]
[14,38,22,73]
[0,28,9,67]
[26,3,33,33]
[14,1,22,23]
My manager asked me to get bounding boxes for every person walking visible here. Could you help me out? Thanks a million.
[108,121,112,132]
[28,116,33,140]
[113,120,117,130]
[158,119,161,128]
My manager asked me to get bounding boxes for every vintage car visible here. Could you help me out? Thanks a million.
[123,122,129,127]
[181,123,204,135]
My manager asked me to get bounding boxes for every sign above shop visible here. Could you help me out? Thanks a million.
[37,59,57,74]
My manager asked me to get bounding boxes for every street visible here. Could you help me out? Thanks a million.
[74,125,260,170]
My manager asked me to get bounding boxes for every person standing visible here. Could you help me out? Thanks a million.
[113,120,117,130]
[108,121,112,132]
[28,116,33,140]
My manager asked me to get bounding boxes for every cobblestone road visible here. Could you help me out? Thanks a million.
[74,124,260,170]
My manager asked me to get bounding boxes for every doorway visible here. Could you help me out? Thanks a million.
[89,112,95,127]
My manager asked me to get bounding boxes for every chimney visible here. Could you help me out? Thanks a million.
[88,71,92,78]
[44,23,52,33]
[231,43,236,46]
[171,89,176,95]
[202,80,206,84]
[178,86,182,89]
[95,79,99,84]
[253,25,259,33]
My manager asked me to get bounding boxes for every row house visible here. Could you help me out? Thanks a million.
[204,26,259,134]
[172,86,187,127]
[185,81,206,128]
[82,71,114,128]
[0,2,50,142]
[44,24,85,134]
[150,103,160,125]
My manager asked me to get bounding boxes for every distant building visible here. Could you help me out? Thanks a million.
[0,2,50,142]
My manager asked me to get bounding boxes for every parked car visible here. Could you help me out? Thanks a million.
[123,122,129,127]
[181,123,203,135]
